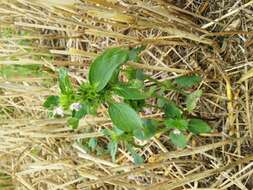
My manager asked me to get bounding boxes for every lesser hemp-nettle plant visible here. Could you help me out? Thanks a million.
[44,47,211,164]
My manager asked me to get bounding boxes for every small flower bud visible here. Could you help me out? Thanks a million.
[173,129,181,135]
[53,107,64,117]
[70,102,82,111]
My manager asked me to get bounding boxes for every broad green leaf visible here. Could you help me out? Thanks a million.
[165,118,188,131]
[89,48,129,91]
[169,130,187,148]
[163,101,182,119]
[114,85,147,100]
[88,138,97,151]
[108,141,118,162]
[186,90,202,112]
[127,144,144,164]
[59,68,73,94]
[43,95,59,109]
[108,103,143,132]
[174,75,202,88]
[67,117,79,129]
[188,119,211,134]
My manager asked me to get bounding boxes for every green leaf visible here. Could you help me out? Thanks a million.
[59,68,73,94]
[127,144,144,164]
[89,48,129,92]
[114,85,147,100]
[169,130,187,148]
[188,119,211,134]
[132,151,144,164]
[143,119,159,139]
[112,126,125,136]
[186,90,202,112]
[104,127,129,142]
[118,133,134,143]
[88,138,97,151]
[128,46,145,62]
[161,80,174,89]
[109,67,120,84]
[133,128,145,140]
[133,120,159,140]
[163,101,182,119]
[59,94,75,110]
[102,128,115,138]
[174,75,202,88]
[165,118,188,131]
[43,95,59,109]
[67,117,79,129]
[129,80,145,89]
[157,96,166,108]
[124,99,145,112]
[108,141,118,162]
[108,103,143,132]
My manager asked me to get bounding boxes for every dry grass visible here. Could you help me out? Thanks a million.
[0,0,253,189]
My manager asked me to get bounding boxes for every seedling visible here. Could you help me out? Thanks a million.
[44,47,211,164]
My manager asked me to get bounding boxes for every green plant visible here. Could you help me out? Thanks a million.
[43,47,211,164]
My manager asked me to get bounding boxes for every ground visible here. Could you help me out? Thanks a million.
[0,0,253,190]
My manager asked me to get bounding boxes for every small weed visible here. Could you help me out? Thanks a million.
[44,47,212,164]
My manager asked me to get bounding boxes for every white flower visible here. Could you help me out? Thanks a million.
[173,129,181,135]
[70,102,82,111]
[53,107,64,117]
[127,175,136,180]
